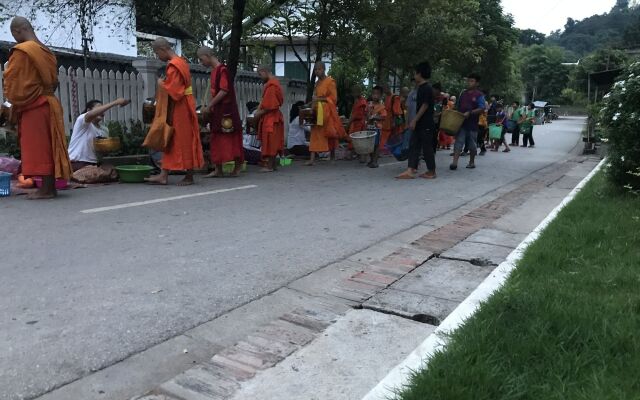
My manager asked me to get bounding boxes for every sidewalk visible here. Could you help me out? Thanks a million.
[93,153,601,400]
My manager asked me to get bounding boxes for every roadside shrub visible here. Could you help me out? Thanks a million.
[106,120,147,156]
[600,61,640,194]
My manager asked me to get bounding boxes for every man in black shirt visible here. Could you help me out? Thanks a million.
[397,61,436,179]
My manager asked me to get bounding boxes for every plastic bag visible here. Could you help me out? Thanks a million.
[0,156,20,177]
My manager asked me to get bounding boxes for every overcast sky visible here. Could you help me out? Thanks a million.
[502,0,617,35]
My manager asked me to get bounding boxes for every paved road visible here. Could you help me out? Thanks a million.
[0,118,584,399]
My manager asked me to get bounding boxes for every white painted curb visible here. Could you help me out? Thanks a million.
[362,158,607,400]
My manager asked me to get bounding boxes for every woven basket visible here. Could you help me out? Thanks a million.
[440,109,465,136]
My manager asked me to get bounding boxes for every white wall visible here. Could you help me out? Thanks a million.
[274,44,332,78]
[0,0,137,57]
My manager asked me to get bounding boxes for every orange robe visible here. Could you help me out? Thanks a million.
[309,76,346,153]
[381,94,403,149]
[348,96,367,134]
[160,57,204,171]
[210,64,244,164]
[3,41,71,180]
[368,102,387,130]
[258,78,284,157]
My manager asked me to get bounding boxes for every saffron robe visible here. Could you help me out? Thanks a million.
[348,96,367,134]
[258,78,284,157]
[381,94,403,149]
[210,64,244,165]
[159,57,204,171]
[4,40,71,179]
[309,76,345,152]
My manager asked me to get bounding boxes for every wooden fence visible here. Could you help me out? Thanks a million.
[1,63,308,137]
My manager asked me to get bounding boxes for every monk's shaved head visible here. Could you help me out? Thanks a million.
[257,64,273,82]
[197,46,214,57]
[10,16,37,43]
[152,37,172,50]
[197,46,219,68]
[313,61,326,79]
[10,16,33,31]
[151,37,175,62]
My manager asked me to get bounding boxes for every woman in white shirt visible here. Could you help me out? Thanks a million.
[287,101,310,157]
[68,98,129,171]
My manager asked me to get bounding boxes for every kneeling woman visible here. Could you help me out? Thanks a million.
[68,98,129,171]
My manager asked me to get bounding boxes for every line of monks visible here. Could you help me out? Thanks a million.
[3,17,406,200]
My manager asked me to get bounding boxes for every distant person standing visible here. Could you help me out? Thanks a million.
[510,101,523,146]
[451,73,485,170]
[254,65,285,172]
[521,103,537,148]
[396,61,436,180]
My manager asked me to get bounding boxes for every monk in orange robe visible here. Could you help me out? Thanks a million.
[347,85,367,159]
[381,85,404,150]
[145,38,204,185]
[367,85,387,168]
[348,85,367,135]
[307,61,346,166]
[255,65,284,172]
[3,17,72,199]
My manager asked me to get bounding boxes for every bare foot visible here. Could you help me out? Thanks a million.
[144,175,168,185]
[396,171,416,180]
[204,171,224,178]
[229,169,241,177]
[260,167,274,173]
[420,172,437,179]
[27,189,57,200]
[176,176,194,186]
[304,161,314,166]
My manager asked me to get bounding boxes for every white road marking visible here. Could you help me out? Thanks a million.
[80,185,258,214]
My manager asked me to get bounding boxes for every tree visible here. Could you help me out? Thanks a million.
[519,29,546,46]
[519,45,569,102]
[227,0,247,78]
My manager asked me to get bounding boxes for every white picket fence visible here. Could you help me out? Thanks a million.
[1,63,308,136]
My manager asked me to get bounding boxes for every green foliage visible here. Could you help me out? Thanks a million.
[547,4,640,58]
[559,88,586,106]
[518,29,546,46]
[600,62,640,194]
[0,134,20,159]
[106,120,148,156]
[518,45,569,102]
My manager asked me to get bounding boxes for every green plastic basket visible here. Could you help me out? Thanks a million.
[279,157,293,167]
[115,165,154,183]
[222,161,248,174]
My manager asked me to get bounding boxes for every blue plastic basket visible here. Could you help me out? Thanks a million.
[0,171,11,197]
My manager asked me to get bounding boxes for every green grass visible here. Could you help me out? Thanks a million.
[397,172,640,400]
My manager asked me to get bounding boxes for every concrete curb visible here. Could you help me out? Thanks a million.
[361,158,607,400]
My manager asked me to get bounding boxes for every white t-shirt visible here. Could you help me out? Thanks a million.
[68,113,107,163]
[287,117,309,148]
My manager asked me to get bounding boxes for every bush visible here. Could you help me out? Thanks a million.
[0,134,20,158]
[105,120,147,156]
[600,61,640,194]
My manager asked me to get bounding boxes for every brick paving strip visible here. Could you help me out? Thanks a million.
[126,156,600,400]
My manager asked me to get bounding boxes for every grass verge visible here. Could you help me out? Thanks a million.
[397,171,640,400]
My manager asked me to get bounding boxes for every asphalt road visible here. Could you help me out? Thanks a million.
[0,118,584,399]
